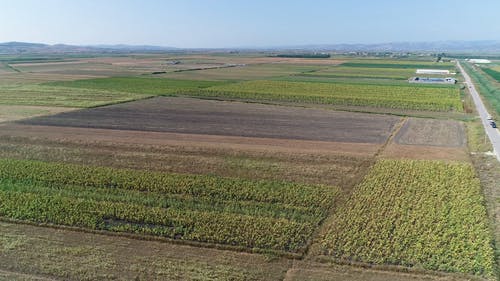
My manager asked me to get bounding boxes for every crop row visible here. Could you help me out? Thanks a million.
[320,159,494,277]
[196,80,462,111]
[0,158,339,253]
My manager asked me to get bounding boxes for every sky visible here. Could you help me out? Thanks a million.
[1,0,500,48]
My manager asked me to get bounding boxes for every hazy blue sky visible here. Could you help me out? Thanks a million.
[1,0,499,48]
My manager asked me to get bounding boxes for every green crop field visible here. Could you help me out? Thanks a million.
[0,158,339,255]
[46,77,227,96]
[9,77,227,108]
[0,83,153,108]
[320,159,494,277]
[483,67,500,82]
[298,66,418,80]
[198,80,462,111]
[464,63,500,117]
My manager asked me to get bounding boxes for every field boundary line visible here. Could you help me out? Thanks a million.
[375,116,408,157]
[312,256,490,281]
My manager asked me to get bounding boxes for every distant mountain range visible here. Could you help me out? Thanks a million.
[1,40,500,54]
[0,42,178,54]
[298,41,500,53]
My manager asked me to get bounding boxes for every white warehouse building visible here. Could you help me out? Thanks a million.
[468,59,491,64]
[416,69,450,75]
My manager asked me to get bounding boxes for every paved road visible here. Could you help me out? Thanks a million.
[457,61,500,161]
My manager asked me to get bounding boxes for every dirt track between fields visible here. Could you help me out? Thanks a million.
[19,97,400,144]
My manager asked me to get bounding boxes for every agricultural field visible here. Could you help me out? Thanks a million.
[19,97,400,143]
[0,53,497,281]
[340,59,456,69]
[5,55,239,77]
[0,221,292,281]
[319,159,494,277]
[395,118,466,147]
[45,77,226,96]
[200,80,462,111]
[0,62,17,74]
[464,62,500,118]
[0,83,152,108]
[381,117,469,162]
[0,158,340,254]
[297,66,419,80]
[0,133,373,187]
[0,105,73,123]
[161,63,328,81]
[483,67,500,83]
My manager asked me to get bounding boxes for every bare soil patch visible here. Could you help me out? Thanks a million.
[394,118,466,147]
[381,143,469,162]
[0,123,381,157]
[20,97,400,144]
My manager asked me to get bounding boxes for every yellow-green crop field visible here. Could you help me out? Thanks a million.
[199,80,462,111]
[0,158,339,255]
[320,159,494,277]
[298,66,418,80]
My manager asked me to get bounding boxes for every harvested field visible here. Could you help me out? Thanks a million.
[395,118,466,147]
[20,97,400,143]
[162,63,324,81]
[2,221,469,281]
[0,134,373,188]
[381,143,469,162]
[0,124,382,157]
[0,83,152,108]
[0,222,291,281]
[380,118,469,161]
[0,72,101,83]
[284,261,475,281]
[11,61,137,77]
[0,105,75,123]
